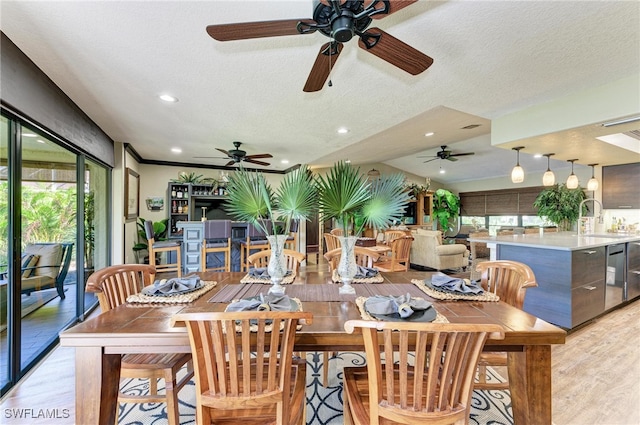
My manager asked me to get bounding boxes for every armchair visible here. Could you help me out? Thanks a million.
[409,229,469,271]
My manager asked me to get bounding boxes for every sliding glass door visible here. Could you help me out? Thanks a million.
[0,116,8,389]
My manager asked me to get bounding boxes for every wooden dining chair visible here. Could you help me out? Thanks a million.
[85,264,193,425]
[285,219,299,251]
[323,247,380,274]
[329,228,344,236]
[375,235,414,272]
[247,248,306,274]
[382,230,407,245]
[342,320,505,425]
[474,260,538,390]
[323,232,342,253]
[145,220,182,277]
[171,311,313,425]
[201,219,232,272]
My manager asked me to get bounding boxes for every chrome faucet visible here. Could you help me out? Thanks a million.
[578,198,604,236]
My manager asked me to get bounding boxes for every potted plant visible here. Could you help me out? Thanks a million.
[132,217,170,263]
[533,183,587,231]
[316,161,410,292]
[432,188,460,234]
[224,165,317,293]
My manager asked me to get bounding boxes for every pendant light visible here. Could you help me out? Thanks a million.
[587,163,599,191]
[566,159,579,189]
[511,146,525,183]
[542,153,555,186]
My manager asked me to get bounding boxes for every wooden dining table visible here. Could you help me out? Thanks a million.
[59,270,565,425]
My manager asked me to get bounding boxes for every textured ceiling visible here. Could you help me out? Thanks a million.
[1,0,639,183]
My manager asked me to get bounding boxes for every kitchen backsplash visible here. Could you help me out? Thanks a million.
[602,210,640,234]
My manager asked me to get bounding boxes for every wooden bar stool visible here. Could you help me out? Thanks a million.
[145,220,182,277]
[201,220,232,272]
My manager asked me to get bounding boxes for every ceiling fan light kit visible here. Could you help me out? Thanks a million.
[206,0,433,92]
[511,146,525,184]
[542,153,556,186]
[566,159,579,189]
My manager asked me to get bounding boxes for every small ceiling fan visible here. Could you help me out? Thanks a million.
[205,0,434,92]
[194,141,273,167]
[419,145,475,163]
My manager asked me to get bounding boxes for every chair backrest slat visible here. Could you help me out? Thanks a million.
[86,264,156,312]
[345,320,504,424]
[476,260,537,308]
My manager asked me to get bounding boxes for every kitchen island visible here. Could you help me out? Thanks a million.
[468,232,640,329]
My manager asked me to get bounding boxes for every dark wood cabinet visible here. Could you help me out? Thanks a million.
[628,241,640,300]
[602,163,640,209]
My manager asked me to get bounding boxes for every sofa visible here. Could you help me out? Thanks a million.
[409,229,469,271]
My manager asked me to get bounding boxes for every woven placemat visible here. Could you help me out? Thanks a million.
[331,269,384,284]
[240,272,296,285]
[127,281,217,304]
[411,279,500,302]
[355,296,448,323]
[223,297,303,332]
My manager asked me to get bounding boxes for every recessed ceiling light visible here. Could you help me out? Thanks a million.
[345,159,351,163]
[439,168,445,174]
[159,94,178,103]
[424,132,434,137]
[534,153,543,158]
[171,147,182,153]
[281,159,289,164]
[337,128,349,134]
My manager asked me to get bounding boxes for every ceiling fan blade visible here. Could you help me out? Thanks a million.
[246,153,273,159]
[216,148,230,156]
[446,157,459,162]
[244,158,271,167]
[449,152,475,157]
[225,160,236,167]
[303,42,343,92]
[206,19,314,41]
[371,0,418,19]
[358,28,433,75]
[423,158,439,164]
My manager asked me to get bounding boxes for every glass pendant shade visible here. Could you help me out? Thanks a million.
[567,174,579,189]
[511,165,524,183]
[566,159,579,189]
[511,146,525,183]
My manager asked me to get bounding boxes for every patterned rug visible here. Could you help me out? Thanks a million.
[119,352,513,425]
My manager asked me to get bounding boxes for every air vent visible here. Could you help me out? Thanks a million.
[461,124,481,130]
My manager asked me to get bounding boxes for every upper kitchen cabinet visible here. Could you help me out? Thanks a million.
[602,163,640,209]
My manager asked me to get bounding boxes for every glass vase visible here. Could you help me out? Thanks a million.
[337,236,358,294]
[267,234,288,295]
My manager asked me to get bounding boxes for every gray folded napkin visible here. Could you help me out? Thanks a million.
[145,275,201,295]
[248,267,292,279]
[365,293,432,319]
[430,274,484,294]
[354,266,379,278]
[226,293,293,312]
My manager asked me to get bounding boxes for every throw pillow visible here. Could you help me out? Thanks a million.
[21,254,40,278]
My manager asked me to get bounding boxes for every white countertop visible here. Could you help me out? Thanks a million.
[467,231,640,251]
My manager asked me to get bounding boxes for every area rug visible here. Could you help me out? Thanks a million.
[119,351,513,425]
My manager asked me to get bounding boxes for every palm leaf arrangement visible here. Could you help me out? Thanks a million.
[224,165,317,236]
[316,161,410,236]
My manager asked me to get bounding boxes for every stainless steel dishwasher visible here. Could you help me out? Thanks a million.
[605,243,626,310]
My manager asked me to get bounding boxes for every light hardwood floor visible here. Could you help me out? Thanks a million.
[1,262,639,424]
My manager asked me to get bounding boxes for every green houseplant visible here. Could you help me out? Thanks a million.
[533,183,587,231]
[224,165,318,293]
[316,162,410,293]
[432,188,460,233]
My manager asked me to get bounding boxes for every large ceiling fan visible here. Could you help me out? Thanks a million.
[194,141,273,167]
[206,0,434,92]
[419,145,475,163]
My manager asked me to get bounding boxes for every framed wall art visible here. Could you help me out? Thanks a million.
[125,168,140,220]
